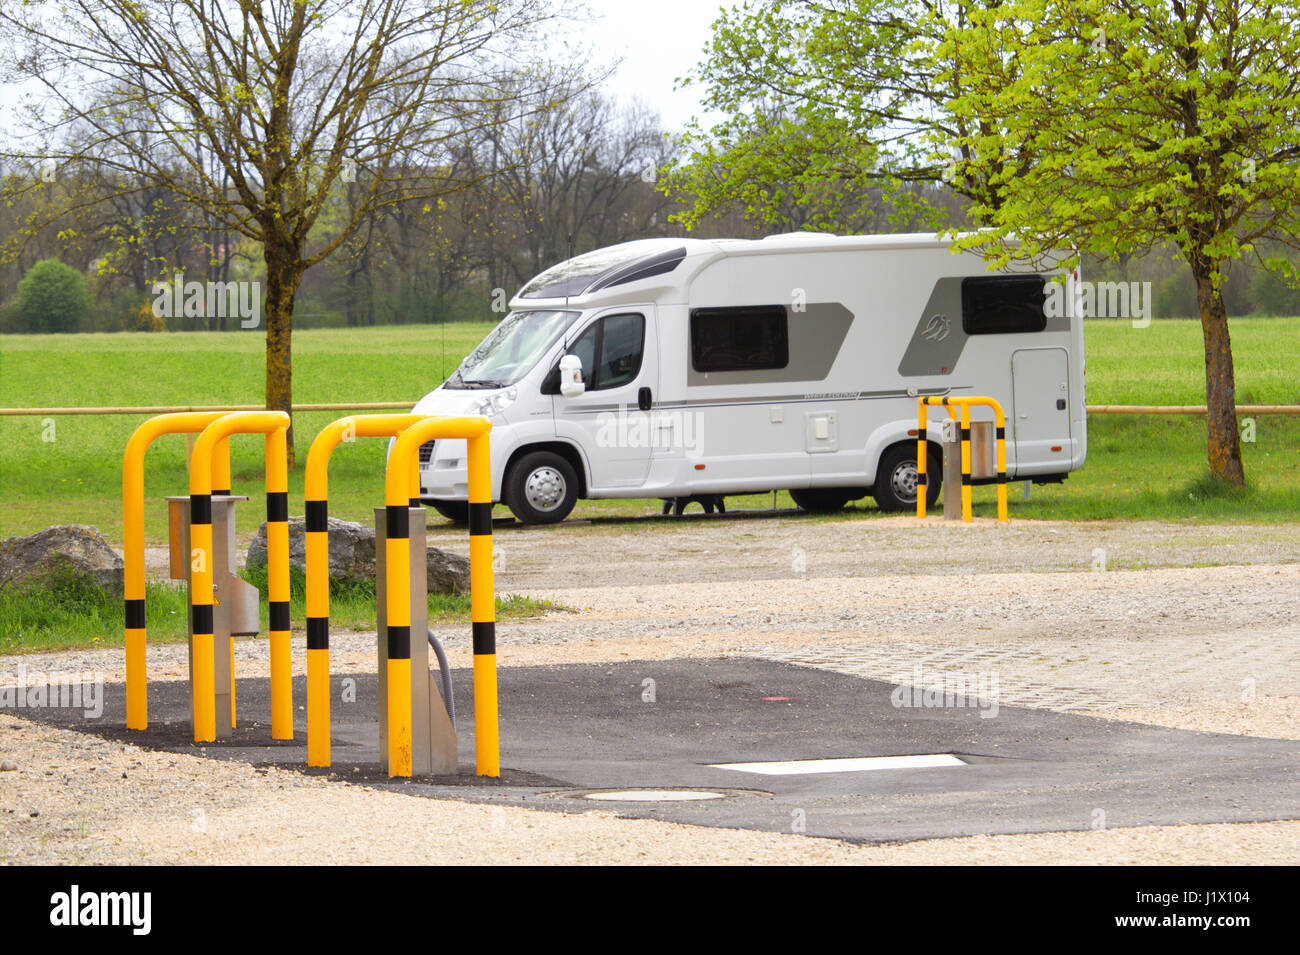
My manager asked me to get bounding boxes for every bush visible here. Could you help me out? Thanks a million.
[1251,265,1300,318]
[15,259,92,333]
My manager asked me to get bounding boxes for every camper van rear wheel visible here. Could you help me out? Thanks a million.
[505,451,578,525]
[873,444,941,512]
[423,499,469,525]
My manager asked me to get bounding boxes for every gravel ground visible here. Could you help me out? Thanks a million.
[2,515,1297,864]
[2,714,1296,865]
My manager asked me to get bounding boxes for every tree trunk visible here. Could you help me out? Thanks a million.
[1192,264,1246,486]
[264,243,303,467]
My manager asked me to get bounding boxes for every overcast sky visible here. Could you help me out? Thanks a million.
[582,0,741,132]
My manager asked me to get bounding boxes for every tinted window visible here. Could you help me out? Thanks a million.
[554,313,645,391]
[690,305,789,373]
[961,276,1047,335]
[598,314,645,388]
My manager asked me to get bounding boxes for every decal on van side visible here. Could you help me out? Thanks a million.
[899,277,967,377]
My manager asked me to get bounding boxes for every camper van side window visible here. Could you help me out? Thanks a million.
[551,313,645,391]
[961,276,1048,335]
[690,305,789,373]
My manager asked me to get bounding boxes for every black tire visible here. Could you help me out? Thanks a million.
[873,444,941,512]
[504,451,579,525]
[789,487,863,513]
[423,499,469,525]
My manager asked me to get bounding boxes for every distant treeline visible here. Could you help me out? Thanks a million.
[3,80,1299,332]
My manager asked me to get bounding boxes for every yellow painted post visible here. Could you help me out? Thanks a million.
[916,399,928,519]
[387,416,495,778]
[960,403,972,523]
[466,431,499,778]
[123,412,232,731]
[265,426,292,739]
[303,414,425,768]
[189,411,290,743]
[994,403,1008,523]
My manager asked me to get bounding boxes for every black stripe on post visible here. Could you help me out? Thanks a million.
[995,427,1006,440]
[997,471,1007,481]
[409,497,422,508]
[917,473,928,486]
[307,617,329,651]
[960,428,971,441]
[267,491,289,522]
[192,603,214,633]
[269,601,291,632]
[212,488,231,497]
[190,494,212,525]
[961,473,972,486]
[386,504,409,540]
[124,599,146,629]
[469,502,493,537]
[472,621,496,655]
[305,500,328,533]
[387,625,411,659]
[918,428,927,443]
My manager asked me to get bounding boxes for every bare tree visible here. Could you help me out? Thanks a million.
[1,0,557,460]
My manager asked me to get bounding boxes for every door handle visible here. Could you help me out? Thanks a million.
[638,387,652,412]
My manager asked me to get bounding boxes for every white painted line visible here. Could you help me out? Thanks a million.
[583,789,727,802]
[708,754,968,776]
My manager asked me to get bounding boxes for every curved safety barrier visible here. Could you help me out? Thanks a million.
[188,412,292,742]
[123,412,232,730]
[386,416,498,778]
[303,414,426,768]
[917,395,1008,523]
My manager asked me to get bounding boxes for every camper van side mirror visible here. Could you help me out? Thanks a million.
[559,354,585,397]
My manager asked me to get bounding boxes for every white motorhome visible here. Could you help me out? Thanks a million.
[407,232,1086,524]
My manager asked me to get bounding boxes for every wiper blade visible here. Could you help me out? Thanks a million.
[460,378,504,389]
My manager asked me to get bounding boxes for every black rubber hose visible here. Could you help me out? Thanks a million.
[426,629,455,730]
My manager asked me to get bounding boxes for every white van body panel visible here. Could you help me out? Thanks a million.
[411,232,1087,505]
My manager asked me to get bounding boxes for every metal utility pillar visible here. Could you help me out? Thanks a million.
[375,505,457,776]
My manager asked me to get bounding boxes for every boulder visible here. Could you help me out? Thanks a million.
[0,525,124,595]
[246,517,470,595]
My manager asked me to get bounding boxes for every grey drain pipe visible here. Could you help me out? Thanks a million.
[427,629,455,730]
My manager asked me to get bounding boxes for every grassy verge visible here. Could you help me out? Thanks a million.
[1,317,1299,545]
[0,566,558,654]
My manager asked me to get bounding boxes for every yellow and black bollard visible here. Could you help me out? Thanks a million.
[123,412,232,730]
[303,414,425,768]
[386,416,498,778]
[188,411,292,742]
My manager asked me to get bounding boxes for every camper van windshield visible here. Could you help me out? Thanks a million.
[446,309,580,389]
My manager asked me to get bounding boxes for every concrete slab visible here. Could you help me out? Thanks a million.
[17,657,1300,843]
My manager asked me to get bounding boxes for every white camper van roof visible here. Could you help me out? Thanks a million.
[510,232,1000,308]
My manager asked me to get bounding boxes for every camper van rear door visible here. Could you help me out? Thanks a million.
[1011,347,1071,468]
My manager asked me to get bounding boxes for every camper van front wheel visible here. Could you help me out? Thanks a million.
[505,451,579,525]
[873,444,942,512]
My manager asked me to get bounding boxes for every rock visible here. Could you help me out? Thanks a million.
[0,525,123,595]
[0,761,17,772]
[246,517,470,595]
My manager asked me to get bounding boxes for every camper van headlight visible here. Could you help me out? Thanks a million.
[465,387,517,418]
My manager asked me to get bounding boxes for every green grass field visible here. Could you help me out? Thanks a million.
[1,317,1298,548]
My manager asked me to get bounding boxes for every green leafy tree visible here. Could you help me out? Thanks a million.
[15,259,92,333]
[946,0,1300,486]
[663,1,1017,230]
